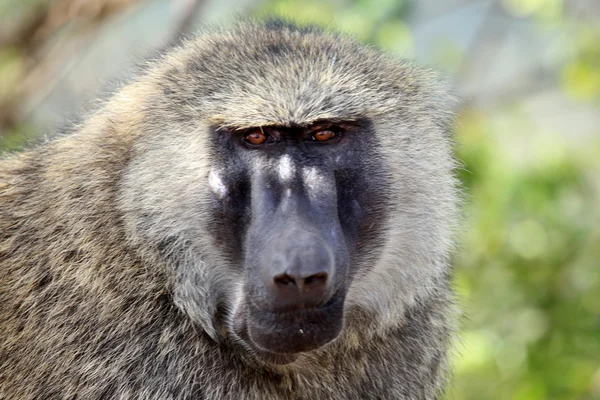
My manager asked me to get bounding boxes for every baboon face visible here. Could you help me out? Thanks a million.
[121,23,455,366]
[205,119,390,363]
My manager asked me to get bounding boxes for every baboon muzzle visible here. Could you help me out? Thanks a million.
[238,164,348,357]
[262,227,335,311]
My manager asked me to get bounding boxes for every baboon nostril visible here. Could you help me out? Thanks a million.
[274,273,297,287]
[303,272,328,289]
[273,272,329,291]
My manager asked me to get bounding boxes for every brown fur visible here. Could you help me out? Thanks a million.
[0,21,459,399]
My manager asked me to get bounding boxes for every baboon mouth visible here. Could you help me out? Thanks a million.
[233,323,300,365]
[233,295,345,362]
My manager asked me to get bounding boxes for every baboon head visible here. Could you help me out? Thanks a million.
[119,22,457,365]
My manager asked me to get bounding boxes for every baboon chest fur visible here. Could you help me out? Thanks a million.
[0,21,459,399]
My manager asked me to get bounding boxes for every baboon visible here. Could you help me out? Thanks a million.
[0,21,459,399]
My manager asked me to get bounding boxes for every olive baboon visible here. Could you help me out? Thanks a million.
[0,21,459,399]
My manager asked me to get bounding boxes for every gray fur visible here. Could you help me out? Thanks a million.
[0,22,459,399]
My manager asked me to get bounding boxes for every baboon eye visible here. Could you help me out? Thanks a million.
[312,130,337,142]
[244,130,268,145]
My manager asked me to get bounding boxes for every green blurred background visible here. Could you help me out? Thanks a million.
[1,0,598,398]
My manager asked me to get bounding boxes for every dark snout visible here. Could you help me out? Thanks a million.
[237,165,349,358]
[263,229,335,312]
[246,223,345,355]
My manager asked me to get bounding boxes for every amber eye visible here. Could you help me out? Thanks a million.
[244,130,268,145]
[312,130,337,142]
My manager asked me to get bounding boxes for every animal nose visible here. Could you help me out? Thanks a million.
[273,272,329,294]
[267,239,334,311]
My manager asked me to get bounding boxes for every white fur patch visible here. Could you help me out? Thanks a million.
[277,155,295,183]
[208,168,228,198]
[302,166,326,193]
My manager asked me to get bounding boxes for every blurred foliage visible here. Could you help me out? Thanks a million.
[1,0,599,399]
[451,109,600,400]
[561,26,600,102]
[257,0,414,55]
